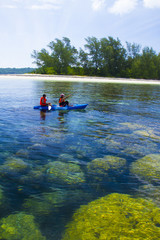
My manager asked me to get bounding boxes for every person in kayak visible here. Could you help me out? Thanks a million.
[59,93,71,107]
[40,94,51,106]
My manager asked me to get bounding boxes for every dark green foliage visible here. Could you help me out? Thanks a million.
[31,36,160,80]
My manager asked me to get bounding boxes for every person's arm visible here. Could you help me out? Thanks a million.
[65,94,72,99]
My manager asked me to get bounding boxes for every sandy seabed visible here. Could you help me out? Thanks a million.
[0,74,160,84]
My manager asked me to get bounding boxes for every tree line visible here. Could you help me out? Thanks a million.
[0,68,35,74]
[31,36,160,80]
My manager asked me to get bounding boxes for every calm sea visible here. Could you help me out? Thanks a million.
[0,77,160,239]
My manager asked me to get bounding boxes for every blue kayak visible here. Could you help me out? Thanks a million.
[33,104,88,111]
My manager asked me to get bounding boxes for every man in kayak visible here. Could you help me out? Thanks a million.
[40,94,51,106]
[59,93,71,107]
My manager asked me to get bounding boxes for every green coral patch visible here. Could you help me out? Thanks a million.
[46,161,85,185]
[62,193,160,240]
[0,212,46,240]
[130,154,160,183]
[23,189,67,216]
[87,155,126,181]
[136,184,160,207]
[0,157,29,176]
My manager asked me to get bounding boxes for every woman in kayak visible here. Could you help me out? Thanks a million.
[59,93,71,107]
[40,94,51,106]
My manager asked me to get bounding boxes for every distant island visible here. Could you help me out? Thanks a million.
[0,68,35,74]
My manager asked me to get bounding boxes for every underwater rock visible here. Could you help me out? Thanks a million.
[57,153,79,164]
[23,189,67,216]
[57,153,86,165]
[97,137,122,152]
[0,212,46,239]
[130,154,160,183]
[0,157,29,175]
[120,122,146,131]
[87,155,126,181]
[67,143,94,159]
[27,143,46,150]
[62,193,160,240]
[136,184,160,207]
[15,149,29,158]
[46,161,85,185]
[120,122,160,142]
[133,129,160,141]
[123,141,159,157]
[19,169,45,185]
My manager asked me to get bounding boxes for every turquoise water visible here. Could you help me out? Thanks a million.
[0,77,160,239]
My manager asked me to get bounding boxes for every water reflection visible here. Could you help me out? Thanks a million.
[40,110,47,120]
[57,111,67,124]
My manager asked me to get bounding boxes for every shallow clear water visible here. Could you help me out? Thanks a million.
[0,77,160,239]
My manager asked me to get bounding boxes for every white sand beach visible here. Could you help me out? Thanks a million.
[0,74,160,84]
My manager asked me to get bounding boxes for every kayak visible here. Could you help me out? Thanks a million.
[33,104,88,111]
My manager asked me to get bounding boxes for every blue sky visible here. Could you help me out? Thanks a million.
[0,0,160,68]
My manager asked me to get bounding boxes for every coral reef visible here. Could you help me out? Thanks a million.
[46,161,85,185]
[57,153,80,164]
[67,143,94,159]
[20,169,44,185]
[23,189,67,216]
[87,155,126,181]
[0,212,46,239]
[130,154,160,183]
[0,157,29,176]
[133,130,160,140]
[120,122,146,131]
[123,141,159,156]
[15,149,29,158]
[136,184,160,207]
[62,193,160,240]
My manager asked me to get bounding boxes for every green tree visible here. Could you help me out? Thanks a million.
[100,37,127,77]
[31,49,54,73]
[125,42,141,78]
[48,37,78,74]
[84,37,102,75]
[78,48,90,75]
[31,36,160,79]
[126,42,141,59]
[131,47,158,79]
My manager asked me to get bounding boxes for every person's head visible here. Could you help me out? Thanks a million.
[43,94,46,98]
[60,93,64,98]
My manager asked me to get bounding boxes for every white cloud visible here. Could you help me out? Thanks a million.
[143,0,160,8]
[91,0,106,11]
[109,0,138,15]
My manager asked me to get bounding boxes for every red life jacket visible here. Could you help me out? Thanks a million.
[40,97,46,106]
[59,97,64,105]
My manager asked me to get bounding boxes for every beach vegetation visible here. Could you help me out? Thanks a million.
[32,36,160,80]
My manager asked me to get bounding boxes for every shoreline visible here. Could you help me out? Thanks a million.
[0,74,160,84]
